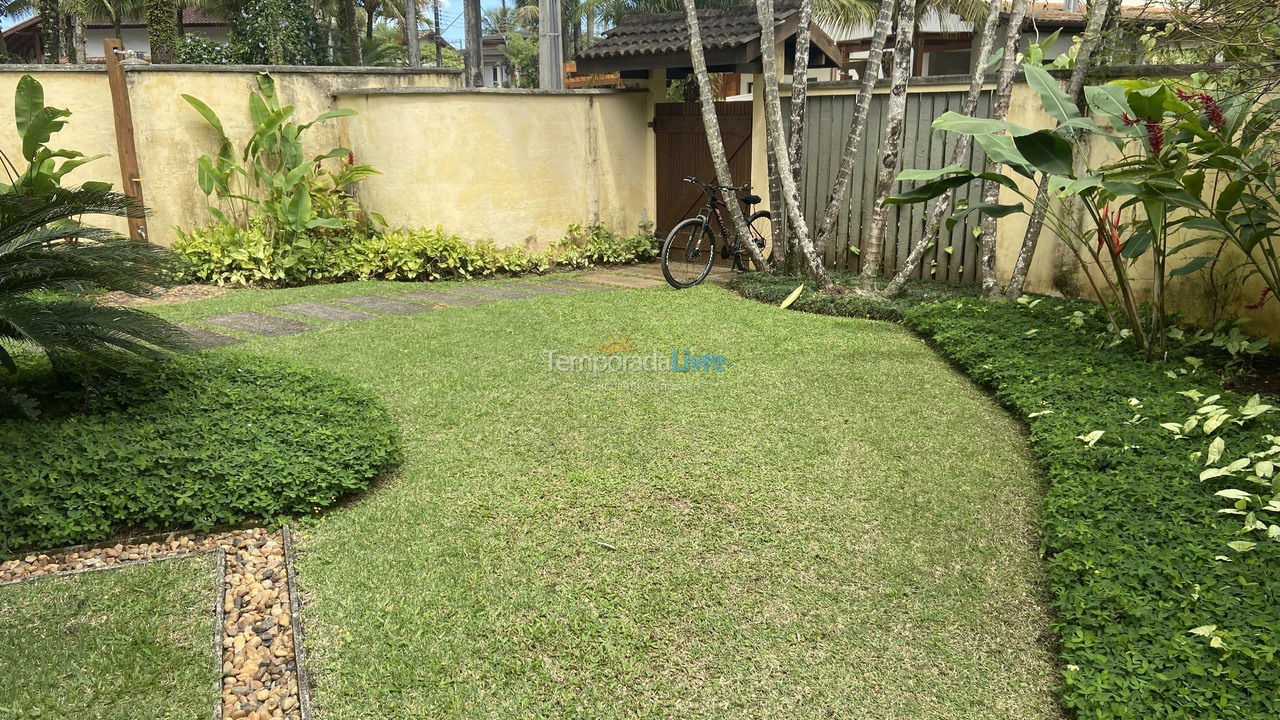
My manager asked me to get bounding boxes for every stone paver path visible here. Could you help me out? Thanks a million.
[179,324,243,350]
[336,296,436,315]
[402,290,491,307]
[578,272,666,289]
[276,302,379,322]
[203,312,313,337]
[184,266,731,346]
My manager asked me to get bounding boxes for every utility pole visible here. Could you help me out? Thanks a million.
[405,0,420,67]
[464,0,483,86]
[538,0,564,89]
[432,0,442,65]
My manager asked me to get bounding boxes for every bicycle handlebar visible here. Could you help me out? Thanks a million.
[683,175,749,193]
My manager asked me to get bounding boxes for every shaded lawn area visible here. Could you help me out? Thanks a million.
[157,279,1062,719]
[0,555,217,719]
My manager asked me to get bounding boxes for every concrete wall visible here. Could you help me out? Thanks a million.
[333,87,654,249]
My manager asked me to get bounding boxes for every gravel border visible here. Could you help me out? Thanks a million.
[0,529,307,720]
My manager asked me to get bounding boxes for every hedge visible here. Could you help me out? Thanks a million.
[0,354,400,552]
[903,298,1279,719]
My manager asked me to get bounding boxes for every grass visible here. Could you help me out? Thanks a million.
[731,271,978,323]
[0,555,217,720]
[147,278,1061,719]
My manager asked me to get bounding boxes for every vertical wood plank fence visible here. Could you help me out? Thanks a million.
[789,88,992,282]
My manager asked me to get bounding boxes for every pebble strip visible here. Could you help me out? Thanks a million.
[0,528,306,720]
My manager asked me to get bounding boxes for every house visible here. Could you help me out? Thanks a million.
[829,0,1186,82]
[2,9,228,62]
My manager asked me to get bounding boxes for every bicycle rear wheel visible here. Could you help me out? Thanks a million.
[661,218,717,289]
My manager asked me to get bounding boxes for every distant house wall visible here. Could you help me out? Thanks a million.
[80,27,231,60]
[0,66,460,245]
[334,88,654,249]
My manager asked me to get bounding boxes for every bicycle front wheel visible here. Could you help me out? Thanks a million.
[661,218,717,289]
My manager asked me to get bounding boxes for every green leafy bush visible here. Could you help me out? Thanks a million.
[903,298,1280,719]
[175,34,245,64]
[0,354,399,552]
[174,222,659,287]
[731,271,976,322]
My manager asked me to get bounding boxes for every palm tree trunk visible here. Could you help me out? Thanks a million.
[112,14,123,40]
[1006,0,1116,299]
[464,0,483,86]
[62,12,76,63]
[882,0,1003,297]
[39,0,60,63]
[756,0,829,286]
[338,0,362,64]
[367,2,377,41]
[680,0,770,271]
[143,0,178,63]
[811,0,893,268]
[976,0,1029,298]
[786,0,811,264]
[861,0,918,280]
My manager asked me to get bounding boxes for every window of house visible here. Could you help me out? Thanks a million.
[927,49,972,76]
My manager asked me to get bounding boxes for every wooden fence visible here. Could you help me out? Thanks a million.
[788,87,992,282]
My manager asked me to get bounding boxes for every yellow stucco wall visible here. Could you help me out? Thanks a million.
[334,88,654,250]
[0,66,460,245]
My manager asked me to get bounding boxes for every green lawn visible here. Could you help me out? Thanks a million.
[0,555,217,720]
[156,278,1062,719]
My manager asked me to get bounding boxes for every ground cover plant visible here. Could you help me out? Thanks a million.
[731,271,976,322]
[0,554,217,719]
[904,297,1280,719]
[152,280,1062,719]
[0,354,398,551]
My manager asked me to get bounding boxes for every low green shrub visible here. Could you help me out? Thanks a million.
[731,271,976,322]
[173,222,659,287]
[0,354,399,552]
[903,298,1280,719]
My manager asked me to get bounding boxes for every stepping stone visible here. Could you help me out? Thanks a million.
[335,295,435,315]
[542,279,620,292]
[579,272,667,289]
[178,324,242,349]
[202,312,313,337]
[401,290,490,307]
[615,264,666,278]
[450,285,545,300]
[505,281,576,295]
[274,302,377,322]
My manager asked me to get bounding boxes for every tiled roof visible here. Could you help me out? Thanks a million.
[85,8,225,27]
[1013,2,1178,29]
[578,4,796,61]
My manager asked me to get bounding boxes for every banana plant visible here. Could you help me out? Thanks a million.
[182,73,375,241]
[0,75,109,198]
[887,63,1271,355]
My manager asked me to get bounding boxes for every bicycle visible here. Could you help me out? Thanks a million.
[660,176,771,289]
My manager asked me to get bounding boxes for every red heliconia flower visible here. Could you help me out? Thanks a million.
[347,151,355,166]
[1097,206,1125,256]
[1175,87,1195,101]
[1246,287,1273,310]
[1145,121,1164,155]
[1121,112,1140,126]
[314,160,322,171]
[1200,93,1225,129]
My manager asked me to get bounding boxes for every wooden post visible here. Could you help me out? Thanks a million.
[103,38,147,242]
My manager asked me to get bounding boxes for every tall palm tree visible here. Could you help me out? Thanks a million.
[0,187,188,374]
[83,0,143,40]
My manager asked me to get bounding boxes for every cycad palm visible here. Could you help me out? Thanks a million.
[0,187,189,372]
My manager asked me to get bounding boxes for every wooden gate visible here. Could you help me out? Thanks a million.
[654,102,753,239]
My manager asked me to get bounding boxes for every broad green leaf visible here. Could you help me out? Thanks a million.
[1189,625,1217,637]
[181,94,228,138]
[1013,131,1074,176]
[885,175,976,204]
[1216,180,1245,213]
[14,74,44,138]
[1215,489,1254,501]
[1206,437,1224,466]
[931,111,1034,137]
[1024,64,1080,124]
[1085,84,1134,121]
[1227,540,1257,552]
[1169,255,1213,278]
[975,133,1034,177]
[897,165,968,182]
